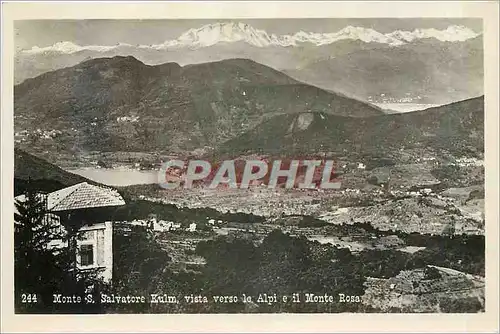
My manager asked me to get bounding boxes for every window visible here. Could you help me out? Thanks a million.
[81,231,94,240]
[80,244,94,266]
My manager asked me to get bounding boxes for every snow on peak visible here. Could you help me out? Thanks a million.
[177,22,277,47]
[148,23,406,49]
[23,41,82,54]
[386,25,480,42]
[22,41,132,55]
[147,22,295,49]
[322,25,405,46]
[20,23,481,54]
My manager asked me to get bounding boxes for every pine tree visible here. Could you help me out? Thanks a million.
[14,184,65,312]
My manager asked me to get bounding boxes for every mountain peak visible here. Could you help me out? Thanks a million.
[23,41,133,55]
[333,26,404,46]
[77,55,144,68]
[176,21,277,48]
[387,24,480,42]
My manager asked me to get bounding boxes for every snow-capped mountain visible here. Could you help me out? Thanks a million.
[15,22,483,105]
[20,22,481,54]
[24,41,133,55]
[144,23,405,49]
[386,25,480,43]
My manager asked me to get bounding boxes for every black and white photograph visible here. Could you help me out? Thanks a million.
[1,2,499,331]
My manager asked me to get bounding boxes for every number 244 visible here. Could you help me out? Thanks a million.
[21,293,38,303]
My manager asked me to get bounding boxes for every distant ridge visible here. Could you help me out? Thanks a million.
[216,96,484,158]
[14,148,95,195]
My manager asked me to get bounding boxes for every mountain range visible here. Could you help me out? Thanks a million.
[14,148,92,195]
[14,54,484,167]
[14,56,383,161]
[216,96,484,159]
[21,23,480,54]
[284,36,483,104]
[15,22,483,104]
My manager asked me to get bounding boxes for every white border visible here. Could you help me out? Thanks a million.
[1,2,499,333]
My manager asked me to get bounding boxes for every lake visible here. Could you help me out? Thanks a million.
[67,167,159,186]
[375,103,441,113]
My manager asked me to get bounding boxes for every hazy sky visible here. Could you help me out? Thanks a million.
[15,18,482,51]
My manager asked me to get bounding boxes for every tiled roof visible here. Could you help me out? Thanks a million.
[47,182,125,212]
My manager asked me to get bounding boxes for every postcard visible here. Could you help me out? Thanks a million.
[1,1,499,332]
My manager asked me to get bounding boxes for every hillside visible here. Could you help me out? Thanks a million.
[14,148,93,195]
[216,96,484,159]
[14,56,383,162]
[362,266,484,312]
[285,36,483,104]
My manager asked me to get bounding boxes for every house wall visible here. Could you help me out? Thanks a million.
[45,220,114,283]
[103,222,113,282]
[79,222,113,282]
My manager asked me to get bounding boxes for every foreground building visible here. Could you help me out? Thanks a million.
[14,182,126,282]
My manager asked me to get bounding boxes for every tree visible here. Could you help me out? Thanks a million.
[423,266,442,280]
[14,186,64,312]
[442,218,456,237]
